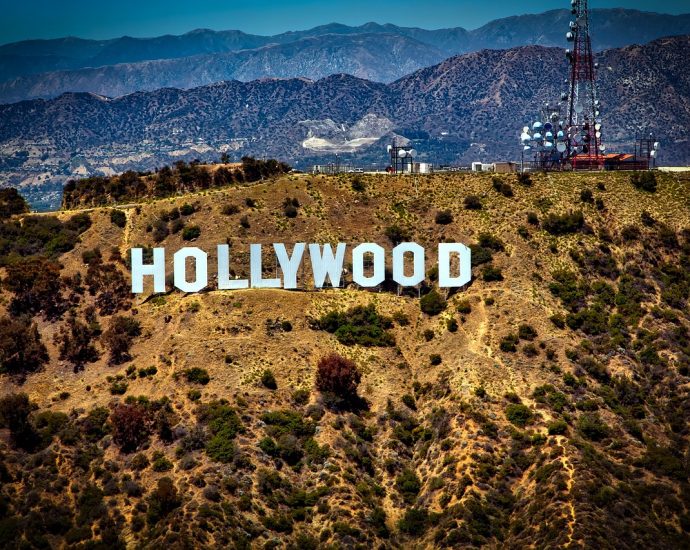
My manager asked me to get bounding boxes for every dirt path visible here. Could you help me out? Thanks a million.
[557,435,577,547]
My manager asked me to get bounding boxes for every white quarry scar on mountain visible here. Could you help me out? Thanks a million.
[300,114,394,152]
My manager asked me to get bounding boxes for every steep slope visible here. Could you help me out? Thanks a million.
[0,171,689,548]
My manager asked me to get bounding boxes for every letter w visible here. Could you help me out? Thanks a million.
[309,243,346,288]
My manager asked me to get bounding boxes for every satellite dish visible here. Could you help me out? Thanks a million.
[533,132,543,141]
[561,92,569,101]
[574,103,584,114]
[594,123,601,131]
[545,131,554,140]
[544,141,554,149]
[594,63,600,69]
[595,110,600,116]
[532,122,543,131]
[398,149,407,158]
[569,21,577,30]
[409,149,417,158]
[386,145,392,153]
[557,142,567,153]
[571,0,577,6]
[653,142,660,150]
[599,145,606,152]
[524,145,532,151]
[595,132,601,139]
[521,133,531,143]
[544,122,553,131]
[523,126,530,133]
[557,130,565,140]
[650,150,657,158]
[566,32,574,42]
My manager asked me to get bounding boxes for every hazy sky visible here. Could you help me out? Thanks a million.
[1,0,688,44]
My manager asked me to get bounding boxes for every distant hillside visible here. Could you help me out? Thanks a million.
[1,9,689,102]
[0,170,689,548]
[1,35,688,205]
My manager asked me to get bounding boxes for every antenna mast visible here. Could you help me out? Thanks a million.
[565,0,604,165]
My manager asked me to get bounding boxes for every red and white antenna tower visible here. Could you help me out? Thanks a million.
[565,0,604,163]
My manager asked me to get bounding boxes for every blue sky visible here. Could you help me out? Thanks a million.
[1,0,688,44]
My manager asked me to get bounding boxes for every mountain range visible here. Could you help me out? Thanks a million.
[1,35,688,206]
[1,9,689,103]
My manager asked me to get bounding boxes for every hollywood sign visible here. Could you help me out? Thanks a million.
[130,243,471,293]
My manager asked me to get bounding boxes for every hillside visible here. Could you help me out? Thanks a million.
[0,170,689,548]
[1,8,689,100]
[1,35,689,208]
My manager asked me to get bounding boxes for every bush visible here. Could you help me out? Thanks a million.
[435,210,453,225]
[0,316,48,376]
[482,265,503,281]
[500,334,518,352]
[284,204,298,218]
[111,403,151,453]
[221,203,240,215]
[384,224,412,245]
[630,171,657,192]
[398,508,429,534]
[147,477,181,524]
[184,367,210,385]
[5,257,65,319]
[577,413,609,441]
[351,177,365,192]
[492,177,514,197]
[239,215,250,228]
[446,318,458,332]
[102,316,141,365]
[0,188,29,218]
[430,354,442,365]
[261,369,277,390]
[456,300,472,314]
[580,189,594,203]
[542,211,585,235]
[315,353,361,400]
[518,324,537,341]
[527,211,539,226]
[110,209,126,228]
[420,289,447,315]
[395,469,421,503]
[316,303,395,346]
[505,403,533,427]
[548,419,568,435]
[517,173,532,186]
[181,225,201,241]
[478,233,504,251]
[464,195,482,210]
[0,393,39,450]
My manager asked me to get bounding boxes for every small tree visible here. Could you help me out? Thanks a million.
[0,316,48,376]
[420,289,447,315]
[316,353,361,400]
[103,316,141,364]
[110,403,151,453]
[0,393,39,450]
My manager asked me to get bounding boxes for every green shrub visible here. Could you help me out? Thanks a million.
[482,265,503,281]
[542,211,585,235]
[384,224,412,245]
[446,318,458,332]
[180,203,195,216]
[430,354,442,365]
[420,290,447,315]
[261,369,277,390]
[398,508,429,534]
[316,303,395,346]
[464,195,482,210]
[184,367,210,385]
[630,171,657,192]
[151,452,173,472]
[577,413,610,441]
[505,403,533,427]
[456,300,472,314]
[351,177,366,192]
[181,225,201,241]
[500,334,518,352]
[395,469,421,503]
[435,210,453,225]
[518,324,537,340]
[547,419,568,435]
[110,209,126,228]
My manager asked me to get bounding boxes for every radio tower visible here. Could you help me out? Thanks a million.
[565,0,603,166]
